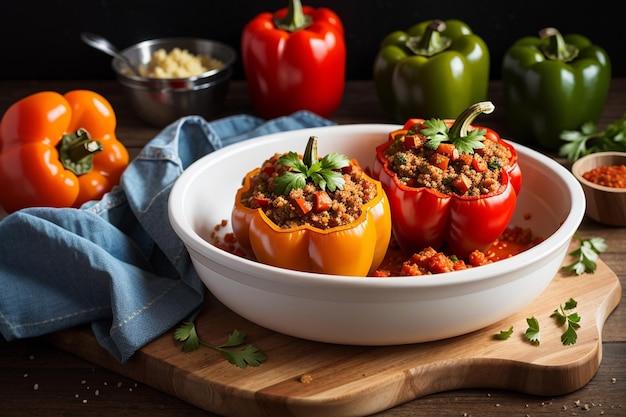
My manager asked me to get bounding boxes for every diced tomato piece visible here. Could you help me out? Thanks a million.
[372,269,392,277]
[471,153,488,172]
[252,196,270,209]
[403,119,427,132]
[314,190,333,212]
[405,178,418,187]
[403,134,426,150]
[400,262,425,276]
[342,159,362,176]
[451,173,472,194]
[429,152,450,170]
[291,197,311,216]
[425,252,455,273]
[458,153,473,165]
[436,143,459,161]
[262,163,275,176]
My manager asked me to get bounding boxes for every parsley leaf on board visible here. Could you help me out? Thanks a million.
[494,326,514,340]
[174,320,201,352]
[525,317,541,345]
[174,322,267,368]
[561,232,608,275]
[497,300,582,346]
[551,298,581,346]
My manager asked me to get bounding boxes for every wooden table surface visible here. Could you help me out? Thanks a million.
[0,79,624,416]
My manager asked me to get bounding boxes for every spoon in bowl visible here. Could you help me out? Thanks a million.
[80,32,140,76]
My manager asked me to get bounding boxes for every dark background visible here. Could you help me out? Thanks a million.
[1,0,623,81]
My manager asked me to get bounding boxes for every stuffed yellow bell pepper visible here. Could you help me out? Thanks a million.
[231,136,391,276]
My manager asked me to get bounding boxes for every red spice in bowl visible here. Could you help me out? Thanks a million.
[582,164,626,188]
[571,151,626,226]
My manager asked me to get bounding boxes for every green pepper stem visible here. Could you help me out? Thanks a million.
[405,19,452,56]
[448,101,495,138]
[57,128,104,176]
[272,0,312,32]
[539,27,579,63]
[303,136,318,168]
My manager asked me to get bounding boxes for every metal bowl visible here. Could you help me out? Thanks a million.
[112,37,236,128]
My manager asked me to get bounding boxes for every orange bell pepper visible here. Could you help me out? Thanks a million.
[0,90,129,213]
[231,137,391,276]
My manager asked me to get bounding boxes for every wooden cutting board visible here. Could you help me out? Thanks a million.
[47,250,622,417]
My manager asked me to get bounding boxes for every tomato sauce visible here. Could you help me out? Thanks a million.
[582,164,626,188]
[211,220,543,277]
[372,225,542,277]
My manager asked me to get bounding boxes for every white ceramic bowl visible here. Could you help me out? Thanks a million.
[168,124,586,345]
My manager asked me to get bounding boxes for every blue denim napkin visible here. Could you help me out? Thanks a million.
[0,111,335,363]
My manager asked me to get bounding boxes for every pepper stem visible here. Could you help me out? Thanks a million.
[539,27,579,63]
[56,128,104,176]
[448,101,495,138]
[272,0,312,32]
[303,136,318,168]
[405,19,452,56]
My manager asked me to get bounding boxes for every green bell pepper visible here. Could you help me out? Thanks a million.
[502,27,612,150]
[373,19,490,122]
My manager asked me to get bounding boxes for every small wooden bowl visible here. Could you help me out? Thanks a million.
[571,152,626,227]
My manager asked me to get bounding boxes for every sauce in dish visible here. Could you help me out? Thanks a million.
[210,221,543,277]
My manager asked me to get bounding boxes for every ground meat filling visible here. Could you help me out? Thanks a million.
[240,153,377,229]
[385,134,514,196]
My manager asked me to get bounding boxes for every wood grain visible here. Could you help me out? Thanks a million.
[47,246,621,417]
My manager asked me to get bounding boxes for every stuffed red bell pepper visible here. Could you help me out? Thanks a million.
[241,0,345,119]
[373,102,521,260]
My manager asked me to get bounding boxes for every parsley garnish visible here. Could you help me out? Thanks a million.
[421,118,487,154]
[274,136,350,196]
[525,316,541,345]
[174,322,267,368]
[551,298,580,346]
[497,300,582,346]
[494,326,514,340]
[561,232,607,275]
[558,112,626,162]
[415,101,495,154]
[487,160,501,170]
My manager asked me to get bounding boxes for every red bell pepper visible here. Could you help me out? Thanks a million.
[241,0,345,119]
[373,102,522,260]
